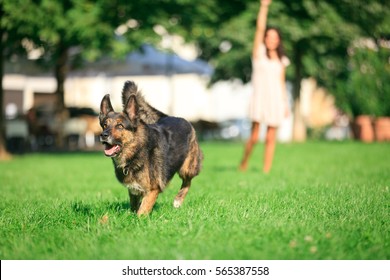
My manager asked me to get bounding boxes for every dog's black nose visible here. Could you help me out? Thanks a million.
[101,131,109,139]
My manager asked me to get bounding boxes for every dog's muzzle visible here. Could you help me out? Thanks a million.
[100,130,121,157]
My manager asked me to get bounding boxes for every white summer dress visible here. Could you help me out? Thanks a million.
[249,44,289,127]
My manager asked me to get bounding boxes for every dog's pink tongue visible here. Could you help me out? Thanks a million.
[104,144,119,156]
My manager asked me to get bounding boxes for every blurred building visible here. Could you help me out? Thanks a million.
[3,44,299,152]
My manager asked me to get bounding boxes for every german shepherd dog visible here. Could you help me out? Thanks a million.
[99,81,203,216]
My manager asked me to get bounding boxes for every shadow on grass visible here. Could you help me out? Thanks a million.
[71,200,129,216]
[70,200,162,216]
[210,164,263,174]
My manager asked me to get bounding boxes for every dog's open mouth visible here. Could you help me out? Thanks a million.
[103,143,121,157]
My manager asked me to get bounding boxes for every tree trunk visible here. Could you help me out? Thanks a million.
[0,6,12,160]
[291,41,306,142]
[53,44,69,149]
[55,44,69,112]
[292,42,303,100]
[0,50,11,160]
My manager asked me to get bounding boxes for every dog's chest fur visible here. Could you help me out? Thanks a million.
[124,182,145,195]
[113,161,148,195]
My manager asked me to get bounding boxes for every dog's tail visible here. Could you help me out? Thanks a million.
[122,81,167,124]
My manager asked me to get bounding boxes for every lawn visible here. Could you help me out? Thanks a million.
[0,141,389,260]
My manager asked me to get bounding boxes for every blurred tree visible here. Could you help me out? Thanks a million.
[0,3,9,159]
[328,0,390,117]
[0,1,33,159]
[1,0,133,150]
[1,0,127,112]
[1,0,389,155]
[190,0,389,108]
[342,42,390,117]
[0,0,222,111]
[176,0,253,84]
[191,0,361,99]
[0,0,218,153]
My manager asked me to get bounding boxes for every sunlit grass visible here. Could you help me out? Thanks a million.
[0,141,389,259]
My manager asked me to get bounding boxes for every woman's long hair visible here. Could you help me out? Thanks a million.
[264,27,285,60]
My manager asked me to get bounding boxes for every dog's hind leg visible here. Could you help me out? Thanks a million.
[174,130,203,208]
[137,189,159,216]
[174,178,192,208]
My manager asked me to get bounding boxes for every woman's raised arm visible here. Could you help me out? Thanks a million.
[253,0,271,59]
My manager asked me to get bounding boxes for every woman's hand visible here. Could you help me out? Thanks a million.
[261,0,272,6]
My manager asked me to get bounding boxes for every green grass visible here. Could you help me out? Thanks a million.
[0,141,389,260]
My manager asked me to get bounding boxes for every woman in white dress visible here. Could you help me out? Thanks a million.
[239,0,289,173]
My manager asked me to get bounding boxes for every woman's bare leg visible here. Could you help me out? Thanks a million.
[263,126,277,173]
[239,122,260,171]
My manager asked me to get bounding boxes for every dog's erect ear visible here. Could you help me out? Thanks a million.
[99,94,114,124]
[125,95,139,127]
[122,81,138,109]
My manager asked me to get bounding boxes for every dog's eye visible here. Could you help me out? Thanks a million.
[103,123,108,129]
[116,124,124,130]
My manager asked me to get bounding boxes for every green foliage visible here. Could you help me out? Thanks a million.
[1,0,390,108]
[192,0,360,84]
[0,142,389,259]
[2,0,125,63]
[335,44,390,117]
[187,0,390,104]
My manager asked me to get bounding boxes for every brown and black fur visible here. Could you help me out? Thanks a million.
[99,81,203,216]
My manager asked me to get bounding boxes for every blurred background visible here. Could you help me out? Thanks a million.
[1,0,389,157]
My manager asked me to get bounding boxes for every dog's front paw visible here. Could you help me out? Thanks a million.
[173,198,183,208]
